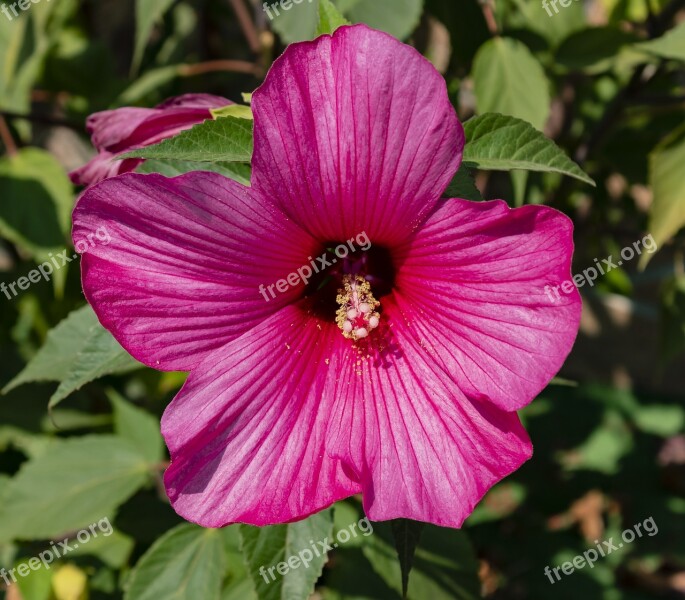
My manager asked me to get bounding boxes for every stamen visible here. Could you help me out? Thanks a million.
[336,274,381,340]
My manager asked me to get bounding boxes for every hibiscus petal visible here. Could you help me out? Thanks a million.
[71,95,230,186]
[327,295,533,527]
[251,24,463,245]
[394,199,582,411]
[72,171,318,371]
[162,297,530,528]
[155,94,231,110]
[69,151,143,187]
[86,108,157,152]
[122,95,231,150]
[162,303,361,527]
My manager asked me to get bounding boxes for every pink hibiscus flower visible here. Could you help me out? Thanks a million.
[72,25,581,528]
[70,93,231,187]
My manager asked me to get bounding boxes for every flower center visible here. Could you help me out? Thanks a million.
[303,243,394,339]
[335,274,381,340]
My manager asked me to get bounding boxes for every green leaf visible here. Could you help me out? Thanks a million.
[633,405,685,437]
[443,164,483,201]
[125,524,226,600]
[68,528,135,569]
[136,159,252,185]
[509,0,585,46]
[635,20,685,62]
[108,389,164,464]
[120,116,253,163]
[210,104,253,120]
[0,0,70,113]
[270,0,422,43]
[221,527,257,600]
[472,37,550,131]
[118,65,182,104]
[661,276,685,361]
[556,27,640,73]
[0,435,150,542]
[15,559,53,600]
[343,0,422,40]
[132,0,176,74]
[0,148,73,256]
[463,113,595,186]
[240,510,334,600]
[643,123,685,266]
[316,0,350,36]
[363,522,481,600]
[390,519,425,599]
[3,305,141,408]
[269,0,320,44]
[560,410,632,474]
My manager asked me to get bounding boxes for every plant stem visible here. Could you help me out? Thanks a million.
[0,115,17,157]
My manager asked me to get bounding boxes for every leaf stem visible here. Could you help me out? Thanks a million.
[228,0,262,54]
[178,59,263,77]
[0,115,17,157]
[479,0,499,36]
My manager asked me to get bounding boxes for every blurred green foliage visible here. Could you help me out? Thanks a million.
[0,0,684,598]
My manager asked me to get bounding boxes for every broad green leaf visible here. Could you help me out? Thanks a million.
[0,0,71,113]
[443,165,483,201]
[0,148,73,255]
[633,405,685,437]
[344,0,422,40]
[221,527,258,600]
[560,410,632,474]
[125,524,226,600]
[136,159,252,185]
[240,510,334,600]
[16,559,53,600]
[121,116,253,163]
[363,522,480,600]
[472,37,550,131]
[317,0,350,36]
[108,390,164,464]
[270,0,421,42]
[463,113,595,186]
[0,435,150,542]
[68,528,135,569]
[132,0,176,74]
[508,0,585,45]
[390,519,425,599]
[635,20,685,62]
[118,65,182,104]
[269,0,320,44]
[0,10,27,105]
[556,27,640,73]
[211,104,253,120]
[42,409,112,433]
[466,482,527,526]
[643,124,685,266]
[3,305,141,408]
[661,276,685,361]
[0,427,51,459]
